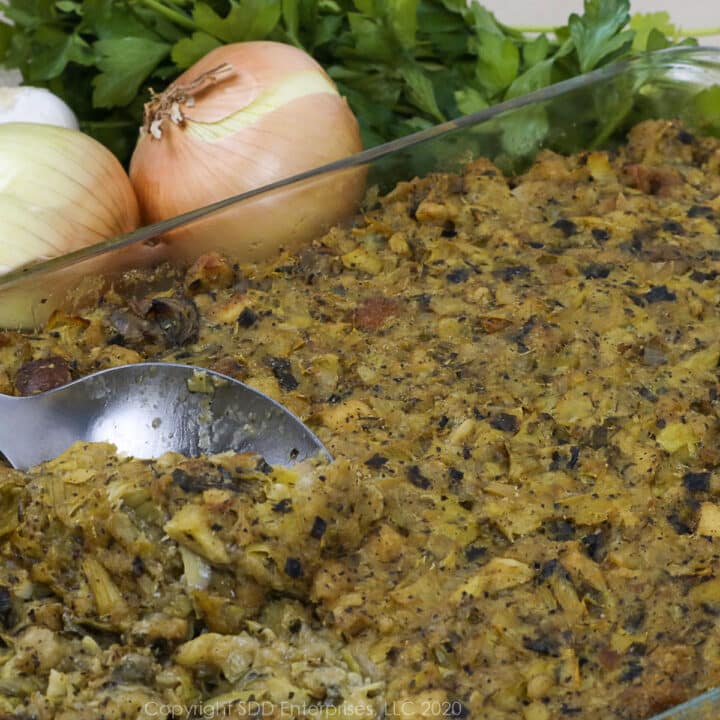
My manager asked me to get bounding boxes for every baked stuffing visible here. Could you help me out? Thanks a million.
[2,119,720,718]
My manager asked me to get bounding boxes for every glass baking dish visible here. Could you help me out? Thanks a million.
[2,45,720,329]
[2,46,720,719]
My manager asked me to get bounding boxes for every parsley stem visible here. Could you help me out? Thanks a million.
[508,26,558,34]
[683,27,720,38]
[134,0,196,31]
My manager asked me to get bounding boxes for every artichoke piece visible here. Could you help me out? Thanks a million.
[164,503,230,565]
[452,558,534,601]
[81,557,129,623]
[175,632,259,683]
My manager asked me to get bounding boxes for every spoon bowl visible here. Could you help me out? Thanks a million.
[0,362,330,471]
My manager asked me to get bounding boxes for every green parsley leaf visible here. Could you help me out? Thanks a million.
[55,1,83,15]
[475,29,519,97]
[454,86,488,115]
[29,27,95,81]
[93,36,171,107]
[401,63,444,122]
[193,1,283,43]
[569,0,634,73]
[387,0,418,50]
[171,31,222,69]
[630,12,678,51]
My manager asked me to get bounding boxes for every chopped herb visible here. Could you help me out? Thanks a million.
[494,265,532,282]
[0,587,13,630]
[582,263,612,279]
[131,556,145,577]
[448,467,464,482]
[490,413,520,433]
[365,454,389,469]
[683,471,711,493]
[464,544,487,562]
[552,218,578,237]
[523,634,561,656]
[687,205,714,218]
[661,220,685,234]
[591,228,610,242]
[237,307,259,328]
[267,357,299,391]
[272,498,293,514]
[544,519,576,541]
[441,221,458,238]
[310,516,327,539]
[407,465,431,489]
[677,129,695,144]
[666,510,693,535]
[620,660,644,682]
[690,270,719,283]
[582,530,607,562]
[644,285,677,303]
[284,557,304,578]
[447,267,471,284]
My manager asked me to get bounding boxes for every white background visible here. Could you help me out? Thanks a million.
[482,0,720,46]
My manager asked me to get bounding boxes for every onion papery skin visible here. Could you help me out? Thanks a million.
[0,123,161,329]
[129,42,367,264]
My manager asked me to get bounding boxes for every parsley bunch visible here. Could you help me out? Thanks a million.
[0,0,708,164]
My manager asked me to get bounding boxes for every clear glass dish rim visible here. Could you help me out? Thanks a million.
[1,44,719,291]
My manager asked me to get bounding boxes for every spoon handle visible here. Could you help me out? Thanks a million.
[0,394,35,468]
[0,393,77,470]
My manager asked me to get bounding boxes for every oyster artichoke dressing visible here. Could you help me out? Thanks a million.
[2,120,720,719]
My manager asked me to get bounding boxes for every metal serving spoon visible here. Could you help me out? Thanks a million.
[0,362,330,471]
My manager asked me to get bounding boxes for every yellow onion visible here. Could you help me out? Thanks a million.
[0,123,160,329]
[129,41,366,264]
